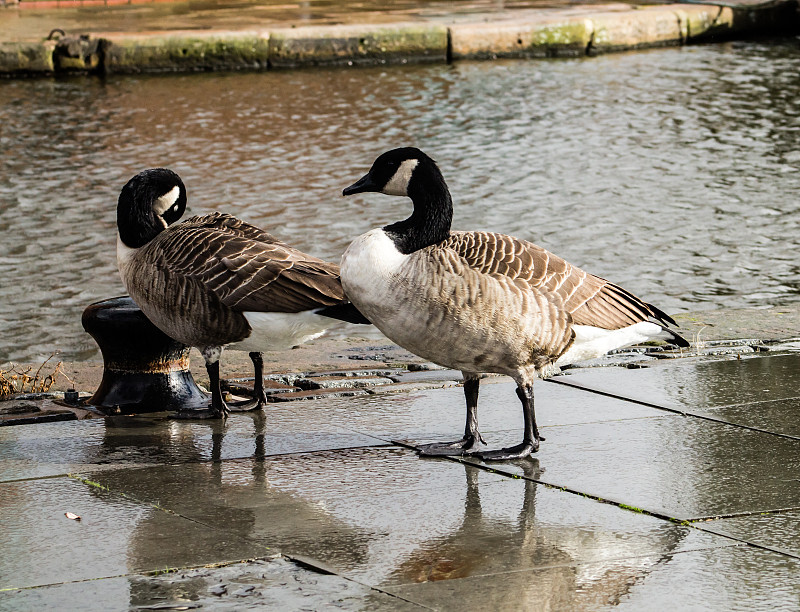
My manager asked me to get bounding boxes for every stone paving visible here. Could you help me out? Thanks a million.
[2,349,799,610]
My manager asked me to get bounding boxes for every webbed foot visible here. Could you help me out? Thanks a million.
[172,404,229,420]
[474,440,539,461]
[227,394,267,412]
[417,433,486,456]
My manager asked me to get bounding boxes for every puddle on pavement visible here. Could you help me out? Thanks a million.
[0,560,417,612]
[1,447,734,594]
[4,39,800,362]
[0,378,657,482]
[9,444,796,611]
[493,412,800,520]
[387,545,800,611]
[2,361,799,610]
[0,476,269,591]
[699,509,800,558]
[0,409,383,481]
[4,363,799,523]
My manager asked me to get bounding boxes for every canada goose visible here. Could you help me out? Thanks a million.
[341,147,689,461]
[117,168,369,418]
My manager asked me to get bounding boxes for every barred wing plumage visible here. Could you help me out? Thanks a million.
[149,213,346,314]
[444,231,677,330]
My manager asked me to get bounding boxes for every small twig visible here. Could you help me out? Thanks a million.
[0,353,63,398]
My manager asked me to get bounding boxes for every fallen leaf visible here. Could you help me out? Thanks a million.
[65,512,81,521]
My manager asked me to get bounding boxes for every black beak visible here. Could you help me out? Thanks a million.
[343,173,379,196]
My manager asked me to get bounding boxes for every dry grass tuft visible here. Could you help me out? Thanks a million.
[0,354,63,398]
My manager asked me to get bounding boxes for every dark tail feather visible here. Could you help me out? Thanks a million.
[315,303,372,325]
[643,300,689,347]
[646,301,678,327]
[664,327,690,348]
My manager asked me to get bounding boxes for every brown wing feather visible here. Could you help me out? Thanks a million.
[445,231,671,330]
[151,212,346,313]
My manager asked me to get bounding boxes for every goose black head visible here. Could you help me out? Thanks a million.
[344,148,453,254]
[343,147,441,199]
[117,168,187,249]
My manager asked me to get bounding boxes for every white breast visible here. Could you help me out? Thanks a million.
[116,233,137,293]
[341,228,433,351]
[341,229,407,304]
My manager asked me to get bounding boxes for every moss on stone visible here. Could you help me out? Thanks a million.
[0,42,55,75]
[105,32,270,73]
[268,24,448,68]
[528,19,593,56]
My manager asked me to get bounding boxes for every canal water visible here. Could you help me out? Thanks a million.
[2,38,800,362]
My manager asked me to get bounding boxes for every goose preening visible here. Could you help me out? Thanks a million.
[116,168,369,418]
[341,147,689,461]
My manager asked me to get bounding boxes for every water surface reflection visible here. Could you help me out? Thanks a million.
[3,38,800,361]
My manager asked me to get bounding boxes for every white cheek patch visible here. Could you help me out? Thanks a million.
[382,159,419,196]
[153,185,180,216]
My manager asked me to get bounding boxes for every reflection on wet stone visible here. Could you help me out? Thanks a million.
[84,447,729,588]
[127,557,406,612]
[557,353,800,436]
[385,460,690,608]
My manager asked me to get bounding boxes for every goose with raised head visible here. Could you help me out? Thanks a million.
[117,168,369,419]
[341,147,689,461]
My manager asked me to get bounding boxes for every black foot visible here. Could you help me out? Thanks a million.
[171,405,228,420]
[417,434,486,456]
[227,395,267,412]
[475,441,539,461]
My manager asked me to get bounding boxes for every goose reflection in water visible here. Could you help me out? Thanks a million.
[85,416,688,607]
[390,461,687,606]
[85,413,372,606]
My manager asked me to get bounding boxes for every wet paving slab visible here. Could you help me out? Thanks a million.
[0,449,737,597]
[474,413,800,520]
[698,509,800,558]
[553,352,800,438]
[0,559,420,612]
[294,376,665,444]
[0,410,385,482]
[0,476,270,591]
[2,353,800,609]
[386,545,800,610]
[79,449,734,583]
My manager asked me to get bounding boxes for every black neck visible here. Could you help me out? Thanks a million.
[383,164,453,255]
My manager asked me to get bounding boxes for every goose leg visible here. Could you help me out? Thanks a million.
[476,383,543,461]
[174,346,229,419]
[228,352,268,412]
[206,359,230,418]
[417,375,486,456]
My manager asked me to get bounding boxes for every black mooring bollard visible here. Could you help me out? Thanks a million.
[81,296,209,415]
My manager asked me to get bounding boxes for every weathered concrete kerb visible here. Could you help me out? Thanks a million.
[0,1,797,76]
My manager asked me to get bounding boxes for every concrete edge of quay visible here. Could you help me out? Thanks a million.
[0,1,797,76]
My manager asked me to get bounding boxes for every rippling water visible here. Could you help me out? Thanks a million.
[3,38,800,362]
